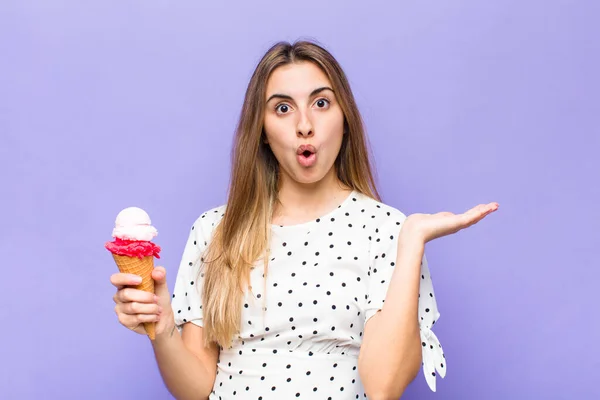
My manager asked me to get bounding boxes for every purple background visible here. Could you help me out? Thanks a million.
[2,1,598,399]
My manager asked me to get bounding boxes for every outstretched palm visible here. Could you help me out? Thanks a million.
[404,202,499,243]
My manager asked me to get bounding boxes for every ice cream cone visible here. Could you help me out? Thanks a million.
[112,253,156,340]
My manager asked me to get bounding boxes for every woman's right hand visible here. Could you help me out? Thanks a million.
[110,266,175,337]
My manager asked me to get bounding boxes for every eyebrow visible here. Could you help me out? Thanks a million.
[266,86,334,104]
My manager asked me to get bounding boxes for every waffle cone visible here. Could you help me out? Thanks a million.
[112,254,156,340]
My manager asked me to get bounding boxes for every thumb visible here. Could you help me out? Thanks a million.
[152,266,171,301]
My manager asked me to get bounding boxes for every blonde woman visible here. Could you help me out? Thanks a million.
[110,40,498,400]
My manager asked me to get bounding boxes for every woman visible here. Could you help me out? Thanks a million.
[110,40,498,400]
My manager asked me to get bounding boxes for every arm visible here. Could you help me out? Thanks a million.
[151,321,219,400]
[358,229,424,399]
[152,211,222,399]
[358,202,498,398]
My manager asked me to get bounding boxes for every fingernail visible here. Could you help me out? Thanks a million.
[154,295,160,303]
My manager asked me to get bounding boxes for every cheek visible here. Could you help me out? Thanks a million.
[264,127,283,147]
[320,111,345,144]
[263,119,292,156]
[263,116,282,144]
[320,105,344,129]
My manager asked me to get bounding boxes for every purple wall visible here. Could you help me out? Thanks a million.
[2,1,598,399]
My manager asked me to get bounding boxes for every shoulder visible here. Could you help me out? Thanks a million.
[188,204,227,238]
[353,191,408,231]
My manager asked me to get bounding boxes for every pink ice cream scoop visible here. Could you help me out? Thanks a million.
[105,207,161,259]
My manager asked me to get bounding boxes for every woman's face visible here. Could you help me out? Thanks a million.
[263,61,345,188]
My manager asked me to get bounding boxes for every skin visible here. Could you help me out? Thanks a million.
[262,61,352,226]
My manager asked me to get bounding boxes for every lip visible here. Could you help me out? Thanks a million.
[296,144,317,155]
[297,152,317,167]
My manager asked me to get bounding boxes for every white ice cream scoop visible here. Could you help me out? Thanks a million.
[112,206,158,241]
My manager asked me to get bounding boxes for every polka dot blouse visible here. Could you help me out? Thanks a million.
[172,190,446,399]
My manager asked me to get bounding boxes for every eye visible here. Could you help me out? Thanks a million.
[275,104,291,114]
[314,98,330,109]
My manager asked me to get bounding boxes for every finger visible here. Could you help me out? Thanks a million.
[152,267,171,303]
[117,312,139,328]
[487,202,499,212]
[110,273,143,288]
[133,313,161,324]
[475,203,499,220]
[123,301,162,316]
[467,204,487,216]
[462,203,497,227]
[117,310,160,327]
[473,202,499,215]
[152,266,166,282]
[454,207,481,229]
[117,287,159,304]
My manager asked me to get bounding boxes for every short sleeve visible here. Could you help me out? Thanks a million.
[364,211,446,392]
[171,207,224,331]
[417,253,446,392]
[364,214,407,323]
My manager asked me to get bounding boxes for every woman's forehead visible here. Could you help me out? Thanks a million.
[266,62,332,98]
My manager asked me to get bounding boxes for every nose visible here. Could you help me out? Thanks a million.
[296,111,313,138]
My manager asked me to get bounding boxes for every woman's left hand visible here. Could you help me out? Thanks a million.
[403,202,499,244]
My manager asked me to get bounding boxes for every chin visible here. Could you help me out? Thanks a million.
[280,160,335,186]
[294,175,323,185]
[293,168,331,185]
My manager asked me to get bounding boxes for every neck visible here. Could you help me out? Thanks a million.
[273,169,352,225]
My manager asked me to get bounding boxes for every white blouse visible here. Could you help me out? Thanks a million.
[172,190,446,398]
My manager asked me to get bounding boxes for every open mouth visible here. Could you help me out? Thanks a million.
[296,145,317,167]
[297,144,317,156]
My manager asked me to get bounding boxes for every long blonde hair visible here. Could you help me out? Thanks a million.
[201,40,381,348]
